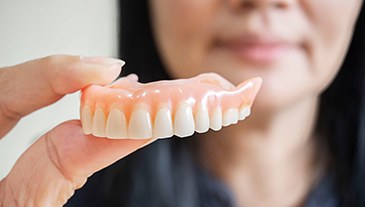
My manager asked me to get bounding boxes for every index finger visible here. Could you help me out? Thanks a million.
[0,55,124,138]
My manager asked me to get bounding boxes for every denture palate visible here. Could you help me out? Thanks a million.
[80,73,262,139]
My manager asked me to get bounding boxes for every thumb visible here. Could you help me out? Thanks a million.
[1,120,154,206]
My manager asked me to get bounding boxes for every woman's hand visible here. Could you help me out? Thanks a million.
[0,55,155,206]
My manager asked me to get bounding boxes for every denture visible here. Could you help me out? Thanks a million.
[80,73,262,139]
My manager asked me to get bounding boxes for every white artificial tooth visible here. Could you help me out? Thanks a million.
[128,108,153,139]
[231,109,239,124]
[154,107,173,138]
[239,106,251,120]
[223,108,239,126]
[174,104,195,137]
[106,109,128,139]
[92,107,106,137]
[81,105,92,134]
[195,105,210,133]
[210,107,222,131]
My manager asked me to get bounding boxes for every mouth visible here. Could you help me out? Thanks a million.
[215,35,298,65]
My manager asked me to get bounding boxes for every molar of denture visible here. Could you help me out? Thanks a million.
[210,106,223,131]
[223,108,239,127]
[128,107,153,139]
[195,105,210,133]
[154,107,174,138]
[106,109,128,138]
[231,109,239,124]
[81,105,92,134]
[239,106,251,120]
[92,108,106,137]
[174,104,195,137]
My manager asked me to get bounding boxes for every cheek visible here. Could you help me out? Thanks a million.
[304,0,362,92]
[150,0,220,78]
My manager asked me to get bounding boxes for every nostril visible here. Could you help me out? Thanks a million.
[273,2,288,10]
[231,0,290,11]
[241,1,256,10]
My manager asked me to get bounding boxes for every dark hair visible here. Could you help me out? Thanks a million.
[316,3,365,205]
[70,1,365,206]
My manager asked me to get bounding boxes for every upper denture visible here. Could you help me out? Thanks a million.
[80,73,262,139]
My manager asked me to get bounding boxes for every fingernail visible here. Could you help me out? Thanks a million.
[80,56,125,67]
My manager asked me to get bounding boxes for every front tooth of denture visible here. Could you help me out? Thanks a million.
[210,106,222,131]
[223,108,239,127]
[128,108,153,139]
[106,109,128,138]
[81,105,92,134]
[174,104,195,137]
[195,105,210,133]
[92,107,106,137]
[239,106,251,120]
[154,107,173,138]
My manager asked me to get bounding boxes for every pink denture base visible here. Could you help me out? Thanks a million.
[81,73,262,121]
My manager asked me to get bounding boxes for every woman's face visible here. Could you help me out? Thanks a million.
[150,0,363,112]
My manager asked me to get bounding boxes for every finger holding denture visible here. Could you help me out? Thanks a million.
[80,73,262,139]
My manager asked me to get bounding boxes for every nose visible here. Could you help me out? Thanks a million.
[227,0,292,10]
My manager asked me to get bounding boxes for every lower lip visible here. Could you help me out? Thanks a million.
[219,43,294,64]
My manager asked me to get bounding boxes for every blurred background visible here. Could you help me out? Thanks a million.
[0,0,118,179]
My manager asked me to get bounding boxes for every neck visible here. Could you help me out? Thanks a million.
[198,96,323,207]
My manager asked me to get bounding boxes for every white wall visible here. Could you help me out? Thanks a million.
[0,0,118,179]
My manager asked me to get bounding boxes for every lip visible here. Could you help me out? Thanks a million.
[216,35,297,65]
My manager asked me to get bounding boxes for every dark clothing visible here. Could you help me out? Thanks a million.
[66,165,337,207]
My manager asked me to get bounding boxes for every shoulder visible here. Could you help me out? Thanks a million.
[305,173,339,207]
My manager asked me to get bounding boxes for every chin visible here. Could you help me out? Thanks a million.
[255,82,319,117]
[251,89,290,114]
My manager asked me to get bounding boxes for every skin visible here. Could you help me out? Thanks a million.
[150,0,363,206]
[0,55,155,206]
